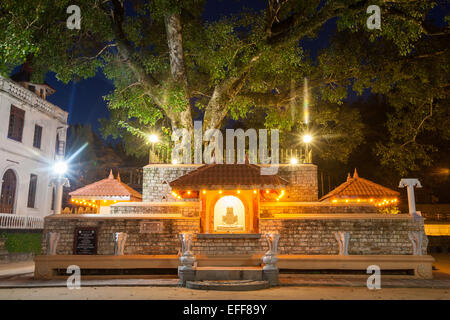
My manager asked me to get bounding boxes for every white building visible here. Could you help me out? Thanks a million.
[0,69,68,224]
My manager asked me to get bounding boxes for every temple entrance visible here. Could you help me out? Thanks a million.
[0,169,17,214]
[213,196,245,232]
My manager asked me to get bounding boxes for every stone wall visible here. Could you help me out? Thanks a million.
[143,164,201,202]
[41,215,200,255]
[260,202,377,217]
[260,215,427,255]
[110,202,200,217]
[261,164,318,201]
[41,214,424,256]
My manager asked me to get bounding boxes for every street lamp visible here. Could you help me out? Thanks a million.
[148,134,159,163]
[302,134,313,163]
[50,160,70,215]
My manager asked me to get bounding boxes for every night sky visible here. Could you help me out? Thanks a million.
[37,1,447,137]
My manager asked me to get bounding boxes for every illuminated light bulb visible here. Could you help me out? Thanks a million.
[369,199,374,202]
[276,198,280,201]
[332,199,337,203]
[303,134,313,143]
[202,190,206,194]
[266,190,270,194]
[357,199,361,202]
[148,134,159,144]
[177,196,181,199]
[219,190,223,194]
[345,199,349,203]
[187,191,191,195]
[290,157,298,165]
[237,190,240,194]
[172,159,178,165]
[253,190,257,194]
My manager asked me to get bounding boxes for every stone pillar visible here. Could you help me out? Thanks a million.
[113,232,128,256]
[46,232,60,255]
[408,231,428,256]
[262,232,280,286]
[178,233,196,286]
[399,179,422,219]
[335,231,350,255]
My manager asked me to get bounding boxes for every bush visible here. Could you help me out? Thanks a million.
[0,232,42,255]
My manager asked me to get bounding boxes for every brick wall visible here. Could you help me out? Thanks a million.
[260,216,427,255]
[262,164,318,201]
[41,214,424,256]
[110,202,200,217]
[41,216,200,255]
[142,164,201,202]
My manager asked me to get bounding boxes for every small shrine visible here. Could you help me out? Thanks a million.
[320,169,400,207]
[169,163,288,233]
[69,170,142,214]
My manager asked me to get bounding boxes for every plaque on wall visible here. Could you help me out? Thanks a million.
[73,227,98,255]
[140,221,163,233]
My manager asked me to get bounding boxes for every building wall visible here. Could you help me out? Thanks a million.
[260,164,318,201]
[41,214,425,256]
[142,164,201,202]
[0,76,68,217]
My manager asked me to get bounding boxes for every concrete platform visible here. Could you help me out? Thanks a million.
[186,280,269,291]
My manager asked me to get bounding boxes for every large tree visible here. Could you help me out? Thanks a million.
[1,0,447,168]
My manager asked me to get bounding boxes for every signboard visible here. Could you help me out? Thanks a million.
[73,227,98,255]
[140,221,163,234]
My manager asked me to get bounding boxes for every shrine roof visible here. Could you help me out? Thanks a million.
[169,163,288,190]
[320,169,400,201]
[69,170,142,201]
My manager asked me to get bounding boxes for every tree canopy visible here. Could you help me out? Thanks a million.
[0,0,448,175]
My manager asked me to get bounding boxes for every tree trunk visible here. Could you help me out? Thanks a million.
[165,13,193,135]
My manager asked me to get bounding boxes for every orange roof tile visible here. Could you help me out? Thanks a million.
[320,169,399,201]
[169,163,288,190]
[69,170,142,200]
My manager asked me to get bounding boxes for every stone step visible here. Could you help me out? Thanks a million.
[194,266,263,281]
[196,254,262,267]
[186,280,269,291]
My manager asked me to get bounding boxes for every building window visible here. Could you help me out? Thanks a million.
[7,105,25,142]
[33,125,43,149]
[27,174,38,208]
[51,187,55,210]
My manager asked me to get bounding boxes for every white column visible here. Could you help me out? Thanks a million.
[399,178,422,218]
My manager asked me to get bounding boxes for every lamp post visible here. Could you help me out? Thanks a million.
[50,160,70,215]
[302,134,312,163]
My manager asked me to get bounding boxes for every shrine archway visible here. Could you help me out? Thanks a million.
[213,195,245,232]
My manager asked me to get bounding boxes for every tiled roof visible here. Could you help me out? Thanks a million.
[69,170,142,200]
[320,169,400,201]
[169,163,288,190]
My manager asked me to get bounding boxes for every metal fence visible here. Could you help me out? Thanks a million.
[0,213,44,229]
[150,147,311,164]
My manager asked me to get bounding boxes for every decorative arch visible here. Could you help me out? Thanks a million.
[0,168,18,214]
[213,195,246,232]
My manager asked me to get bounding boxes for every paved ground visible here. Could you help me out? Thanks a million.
[0,254,448,299]
[0,285,448,300]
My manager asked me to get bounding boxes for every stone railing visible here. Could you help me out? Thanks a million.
[0,213,44,229]
[0,76,67,124]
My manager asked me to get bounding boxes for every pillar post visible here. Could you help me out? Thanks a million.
[399,178,422,219]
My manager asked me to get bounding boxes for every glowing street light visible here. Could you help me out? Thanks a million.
[53,161,68,176]
[148,134,159,163]
[148,134,159,144]
[302,134,313,143]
